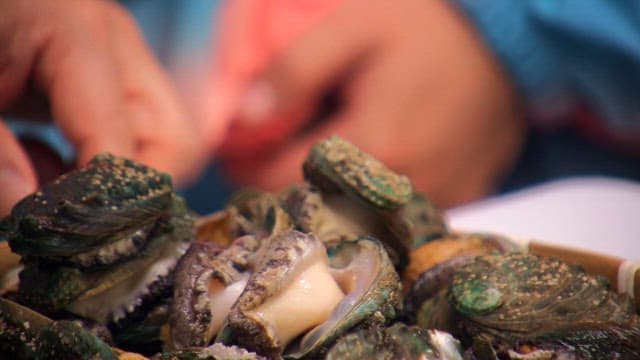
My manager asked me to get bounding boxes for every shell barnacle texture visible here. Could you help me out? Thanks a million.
[302,135,412,210]
[5,153,175,266]
[325,323,463,360]
[297,136,437,270]
[2,153,194,338]
[451,253,640,358]
[9,136,639,359]
[218,232,403,359]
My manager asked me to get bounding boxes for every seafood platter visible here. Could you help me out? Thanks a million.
[0,136,639,359]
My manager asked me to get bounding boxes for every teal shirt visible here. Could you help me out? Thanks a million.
[454,0,640,137]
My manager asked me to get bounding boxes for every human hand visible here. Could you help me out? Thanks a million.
[220,0,525,208]
[201,0,342,155]
[0,0,204,216]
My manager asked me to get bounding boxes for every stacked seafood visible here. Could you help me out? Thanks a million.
[0,154,195,355]
[167,135,442,358]
[1,137,639,359]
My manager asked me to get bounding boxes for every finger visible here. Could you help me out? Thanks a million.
[222,110,366,191]
[104,3,204,186]
[0,1,37,112]
[342,42,489,205]
[223,42,437,191]
[34,2,135,164]
[0,121,37,217]
[222,0,381,162]
[236,0,379,126]
[342,34,523,207]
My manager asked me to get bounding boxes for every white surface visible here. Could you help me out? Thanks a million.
[446,177,640,260]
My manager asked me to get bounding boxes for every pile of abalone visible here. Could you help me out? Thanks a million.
[0,137,639,360]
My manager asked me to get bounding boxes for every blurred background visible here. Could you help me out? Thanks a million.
[8,0,640,216]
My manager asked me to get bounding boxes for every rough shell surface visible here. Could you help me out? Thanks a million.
[220,230,322,358]
[0,297,51,358]
[0,298,117,360]
[5,153,173,258]
[280,182,411,271]
[278,184,323,236]
[217,233,403,359]
[452,253,640,358]
[398,193,447,249]
[171,208,291,349]
[169,241,225,348]
[404,232,521,291]
[285,237,404,359]
[35,320,118,360]
[18,199,194,323]
[225,189,280,238]
[325,323,463,360]
[302,136,412,210]
[152,343,266,360]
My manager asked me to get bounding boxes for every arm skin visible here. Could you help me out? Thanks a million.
[216,0,639,207]
[218,0,525,208]
[0,0,206,216]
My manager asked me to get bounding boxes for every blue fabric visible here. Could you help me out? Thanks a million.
[500,127,640,194]
[453,0,640,136]
[124,0,221,70]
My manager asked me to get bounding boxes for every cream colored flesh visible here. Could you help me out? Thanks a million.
[247,259,345,347]
[206,273,249,342]
[294,240,380,354]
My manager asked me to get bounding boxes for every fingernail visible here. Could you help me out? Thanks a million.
[239,81,276,127]
[0,168,34,216]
